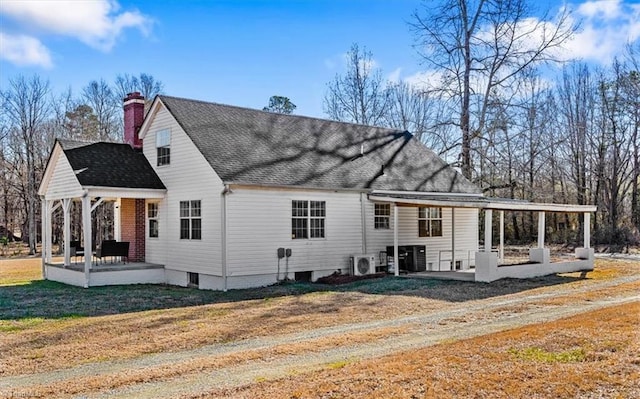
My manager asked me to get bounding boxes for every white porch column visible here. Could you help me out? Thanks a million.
[451,208,456,270]
[82,195,92,288]
[62,198,72,266]
[583,212,590,248]
[45,200,53,264]
[40,197,47,278]
[484,209,493,252]
[114,199,121,241]
[499,210,504,263]
[537,211,545,248]
[393,203,399,277]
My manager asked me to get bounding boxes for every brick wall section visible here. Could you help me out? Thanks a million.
[134,199,146,261]
[123,92,144,150]
[120,198,146,262]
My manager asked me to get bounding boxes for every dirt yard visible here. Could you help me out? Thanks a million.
[0,257,638,398]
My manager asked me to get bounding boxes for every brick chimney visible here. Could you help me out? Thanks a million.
[123,92,145,149]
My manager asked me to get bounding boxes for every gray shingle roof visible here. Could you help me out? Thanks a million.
[58,139,165,190]
[159,95,479,194]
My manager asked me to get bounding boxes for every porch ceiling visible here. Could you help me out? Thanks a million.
[369,191,596,213]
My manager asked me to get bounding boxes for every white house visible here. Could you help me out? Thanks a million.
[38,93,596,290]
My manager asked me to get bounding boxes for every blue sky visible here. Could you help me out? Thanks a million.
[1,0,639,118]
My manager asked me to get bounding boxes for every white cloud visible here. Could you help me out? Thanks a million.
[0,32,52,68]
[387,67,402,84]
[0,0,151,52]
[560,0,640,63]
[404,70,444,91]
[577,0,622,19]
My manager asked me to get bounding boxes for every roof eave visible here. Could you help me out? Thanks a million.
[82,186,167,199]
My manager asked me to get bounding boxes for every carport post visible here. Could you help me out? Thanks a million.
[484,209,493,252]
[537,211,545,248]
[499,210,504,263]
[393,202,399,277]
[584,212,590,249]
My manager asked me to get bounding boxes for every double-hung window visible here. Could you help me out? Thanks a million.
[148,202,159,238]
[418,207,443,237]
[156,129,171,166]
[291,200,325,239]
[180,200,201,240]
[374,203,390,229]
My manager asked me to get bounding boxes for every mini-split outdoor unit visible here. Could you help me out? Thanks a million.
[351,254,376,276]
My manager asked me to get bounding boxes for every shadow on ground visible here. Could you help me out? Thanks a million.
[0,271,588,320]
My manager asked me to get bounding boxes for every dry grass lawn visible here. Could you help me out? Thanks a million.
[1,256,638,398]
[196,302,640,399]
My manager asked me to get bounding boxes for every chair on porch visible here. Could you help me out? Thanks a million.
[95,240,130,264]
[70,240,84,264]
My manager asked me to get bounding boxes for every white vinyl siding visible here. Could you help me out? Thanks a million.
[43,149,84,199]
[226,188,362,277]
[365,202,478,269]
[142,104,224,275]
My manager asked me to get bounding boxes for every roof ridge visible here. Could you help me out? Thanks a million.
[158,95,407,134]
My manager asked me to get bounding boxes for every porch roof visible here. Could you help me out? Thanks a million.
[368,191,596,213]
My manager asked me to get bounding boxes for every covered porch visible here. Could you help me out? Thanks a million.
[38,139,167,288]
[40,187,166,288]
[369,191,596,282]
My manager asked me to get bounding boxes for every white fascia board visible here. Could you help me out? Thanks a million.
[371,189,484,198]
[38,143,62,196]
[137,97,164,141]
[83,186,166,199]
[226,182,369,194]
[486,201,597,213]
[368,195,486,209]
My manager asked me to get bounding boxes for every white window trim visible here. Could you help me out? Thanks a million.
[147,202,159,239]
[374,203,391,230]
[291,199,327,240]
[156,129,171,166]
[418,206,443,238]
[180,200,202,240]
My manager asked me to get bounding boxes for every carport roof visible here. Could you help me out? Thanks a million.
[368,191,597,213]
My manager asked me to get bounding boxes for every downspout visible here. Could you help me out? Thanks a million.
[221,185,230,291]
[360,193,367,254]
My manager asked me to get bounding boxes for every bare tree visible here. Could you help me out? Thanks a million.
[82,80,120,141]
[411,0,574,180]
[623,44,640,234]
[384,81,433,142]
[1,75,52,254]
[323,43,389,126]
[114,73,163,111]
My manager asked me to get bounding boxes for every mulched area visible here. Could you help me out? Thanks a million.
[315,272,387,285]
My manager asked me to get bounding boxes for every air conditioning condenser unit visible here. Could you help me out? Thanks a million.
[351,254,376,276]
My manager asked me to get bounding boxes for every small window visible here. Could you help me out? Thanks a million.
[180,200,201,240]
[418,207,443,237]
[292,200,325,239]
[156,129,171,166]
[148,202,159,238]
[374,203,390,229]
[187,272,199,288]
